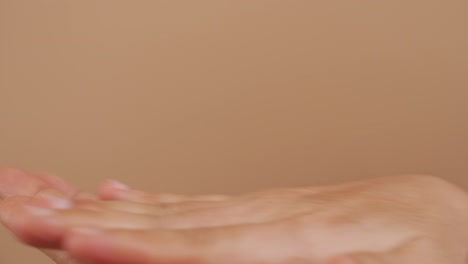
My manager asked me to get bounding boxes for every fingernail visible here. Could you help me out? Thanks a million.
[25,205,55,216]
[71,227,102,236]
[36,190,73,209]
[108,180,130,190]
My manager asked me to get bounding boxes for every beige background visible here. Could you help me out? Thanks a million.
[1,0,467,263]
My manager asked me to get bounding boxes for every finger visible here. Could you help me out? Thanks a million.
[63,223,298,264]
[33,173,80,197]
[0,195,32,226]
[98,179,229,203]
[71,197,267,229]
[8,197,247,248]
[73,198,221,216]
[2,194,239,250]
[0,167,84,200]
[0,196,68,248]
[5,203,164,248]
[98,180,185,203]
[0,169,88,264]
[100,188,186,204]
[0,168,50,198]
[111,189,229,204]
[0,194,91,264]
[0,193,79,264]
[6,195,301,254]
[33,189,75,209]
[1,188,95,241]
[19,199,249,245]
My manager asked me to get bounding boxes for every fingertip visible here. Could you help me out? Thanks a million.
[98,180,130,201]
[106,180,130,191]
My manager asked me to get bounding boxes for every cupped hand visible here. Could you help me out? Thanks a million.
[3,173,468,264]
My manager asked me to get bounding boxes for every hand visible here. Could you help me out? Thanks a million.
[3,173,468,264]
[0,168,83,263]
[0,168,228,264]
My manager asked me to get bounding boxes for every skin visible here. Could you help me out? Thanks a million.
[0,168,230,264]
[1,168,468,264]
